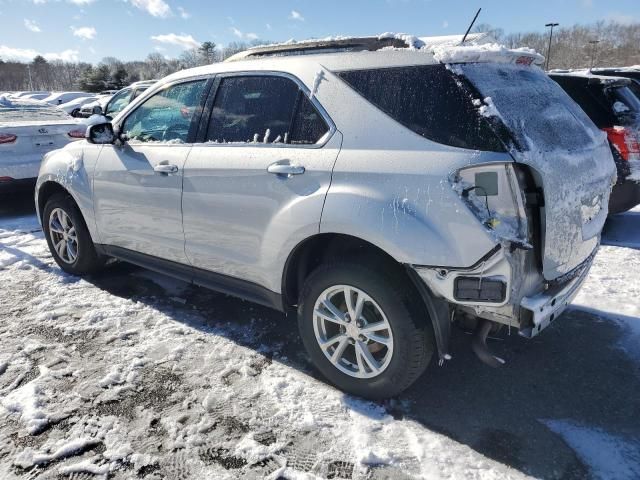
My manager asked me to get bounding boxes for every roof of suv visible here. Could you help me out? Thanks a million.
[156,36,543,91]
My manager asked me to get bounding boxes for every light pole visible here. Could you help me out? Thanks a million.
[589,40,600,70]
[545,22,559,71]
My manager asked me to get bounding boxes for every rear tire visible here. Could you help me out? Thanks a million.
[43,193,104,275]
[298,262,434,399]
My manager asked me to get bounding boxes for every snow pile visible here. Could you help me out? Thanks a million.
[378,32,425,49]
[432,43,544,66]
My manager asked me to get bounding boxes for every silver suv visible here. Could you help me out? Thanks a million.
[35,37,616,399]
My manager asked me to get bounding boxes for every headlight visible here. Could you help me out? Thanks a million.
[452,162,530,247]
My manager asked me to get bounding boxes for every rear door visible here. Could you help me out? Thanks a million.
[93,78,210,263]
[182,73,341,291]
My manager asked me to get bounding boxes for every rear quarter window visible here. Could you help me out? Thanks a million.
[336,65,505,152]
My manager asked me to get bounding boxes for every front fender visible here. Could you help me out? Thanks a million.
[35,142,103,244]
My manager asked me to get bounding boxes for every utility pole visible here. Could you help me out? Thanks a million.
[544,22,559,71]
[589,40,600,70]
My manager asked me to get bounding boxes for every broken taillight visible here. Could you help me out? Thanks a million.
[603,126,640,161]
[0,133,17,144]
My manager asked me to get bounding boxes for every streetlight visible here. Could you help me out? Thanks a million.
[545,22,559,71]
[589,40,600,69]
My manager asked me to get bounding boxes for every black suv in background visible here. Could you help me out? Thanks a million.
[591,68,640,96]
[550,71,640,214]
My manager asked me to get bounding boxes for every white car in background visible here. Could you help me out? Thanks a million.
[9,91,50,98]
[0,95,85,192]
[58,96,99,117]
[42,91,89,106]
[21,92,52,101]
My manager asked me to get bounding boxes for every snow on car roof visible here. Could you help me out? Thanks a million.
[225,32,542,66]
[0,95,74,122]
[549,69,632,86]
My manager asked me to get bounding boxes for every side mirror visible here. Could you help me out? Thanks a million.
[92,105,103,115]
[87,122,116,145]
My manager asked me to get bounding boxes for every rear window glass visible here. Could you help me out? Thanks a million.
[0,96,71,122]
[460,64,602,153]
[604,86,640,126]
[337,65,505,152]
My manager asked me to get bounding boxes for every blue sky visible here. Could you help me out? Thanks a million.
[0,0,638,63]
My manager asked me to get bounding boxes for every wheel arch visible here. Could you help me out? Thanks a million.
[282,232,451,360]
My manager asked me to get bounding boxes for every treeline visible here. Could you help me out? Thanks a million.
[1,20,639,92]
[0,40,259,92]
[477,20,640,69]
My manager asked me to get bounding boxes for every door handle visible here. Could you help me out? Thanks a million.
[267,163,305,176]
[154,164,179,174]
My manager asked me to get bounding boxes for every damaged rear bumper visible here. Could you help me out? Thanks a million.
[413,244,595,337]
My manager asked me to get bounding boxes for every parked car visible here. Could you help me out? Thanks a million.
[35,37,616,399]
[21,92,53,101]
[57,96,99,117]
[10,91,50,98]
[42,91,90,106]
[550,71,640,213]
[0,96,86,192]
[85,81,157,120]
[75,94,114,119]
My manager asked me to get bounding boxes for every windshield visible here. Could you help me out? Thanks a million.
[458,64,603,153]
[0,96,71,122]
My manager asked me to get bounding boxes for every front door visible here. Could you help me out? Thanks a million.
[93,79,209,263]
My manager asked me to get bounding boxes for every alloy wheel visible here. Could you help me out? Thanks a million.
[313,285,394,379]
[48,207,79,264]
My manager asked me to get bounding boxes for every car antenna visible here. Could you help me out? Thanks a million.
[461,7,482,45]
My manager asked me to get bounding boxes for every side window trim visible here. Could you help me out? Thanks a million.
[116,76,214,145]
[197,70,336,149]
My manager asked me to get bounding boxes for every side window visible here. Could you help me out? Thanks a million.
[337,65,505,152]
[206,75,329,145]
[290,95,330,144]
[121,80,207,144]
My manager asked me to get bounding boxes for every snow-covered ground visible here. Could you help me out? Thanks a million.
[0,200,639,479]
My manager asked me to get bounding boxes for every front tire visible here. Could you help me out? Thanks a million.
[298,262,434,399]
[43,193,104,275]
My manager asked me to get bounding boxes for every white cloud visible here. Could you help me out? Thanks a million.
[289,10,304,21]
[581,0,593,7]
[71,26,97,40]
[68,0,96,4]
[46,49,80,61]
[151,33,200,50]
[266,23,272,31]
[130,0,172,18]
[177,7,190,19]
[0,44,79,62]
[231,28,258,41]
[442,20,449,29]
[24,19,41,33]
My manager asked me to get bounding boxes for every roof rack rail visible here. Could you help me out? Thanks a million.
[225,36,409,62]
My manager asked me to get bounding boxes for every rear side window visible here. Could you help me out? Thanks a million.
[337,65,504,152]
[206,75,329,144]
